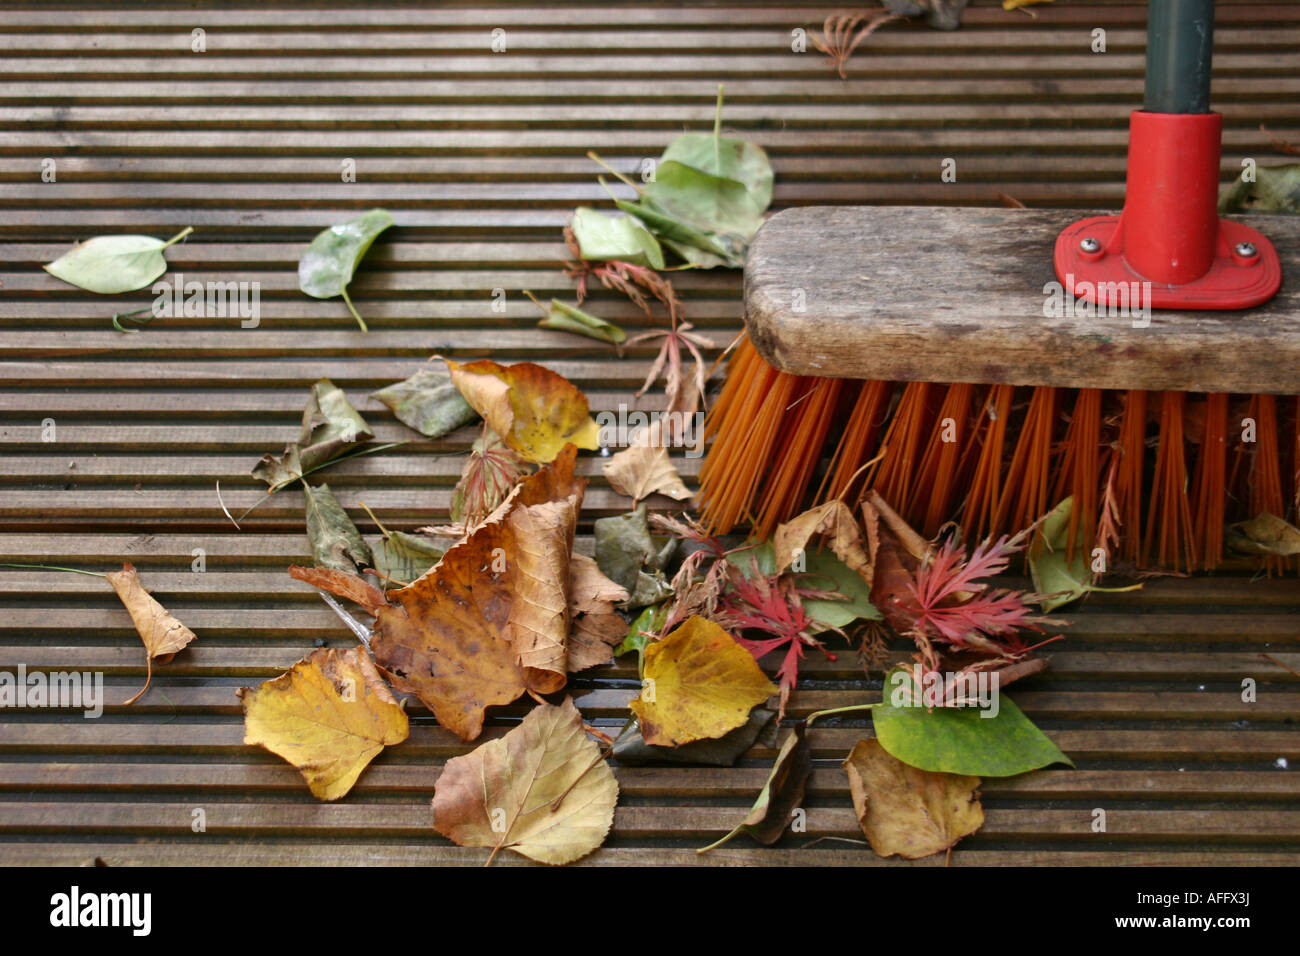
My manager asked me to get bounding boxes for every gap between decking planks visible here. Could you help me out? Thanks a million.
[0,1,1297,865]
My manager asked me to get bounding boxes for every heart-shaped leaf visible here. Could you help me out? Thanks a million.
[298,208,394,331]
[44,227,193,294]
[872,667,1073,777]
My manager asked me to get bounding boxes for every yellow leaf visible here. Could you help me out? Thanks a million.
[772,499,871,585]
[1003,0,1052,10]
[106,562,197,706]
[447,359,600,462]
[630,616,777,746]
[240,646,409,801]
[432,697,618,865]
[842,738,984,859]
[602,440,691,504]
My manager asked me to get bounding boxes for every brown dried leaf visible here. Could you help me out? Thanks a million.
[567,553,630,673]
[106,562,198,706]
[602,439,691,505]
[773,499,872,585]
[843,738,984,859]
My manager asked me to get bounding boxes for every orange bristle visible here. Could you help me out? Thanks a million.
[752,378,844,539]
[866,382,935,527]
[992,387,1057,540]
[1142,391,1196,572]
[910,383,975,538]
[960,384,1014,544]
[1190,393,1228,571]
[1112,389,1148,565]
[1051,388,1103,562]
[819,379,892,504]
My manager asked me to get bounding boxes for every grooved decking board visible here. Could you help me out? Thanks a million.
[0,0,1297,867]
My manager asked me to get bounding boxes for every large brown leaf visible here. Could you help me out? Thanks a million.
[369,445,585,740]
[842,738,983,859]
[432,697,618,865]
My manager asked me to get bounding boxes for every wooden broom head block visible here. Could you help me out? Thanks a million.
[744,206,1300,395]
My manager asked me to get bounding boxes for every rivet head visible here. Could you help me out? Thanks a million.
[1235,241,1257,258]
[1079,237,1101,254]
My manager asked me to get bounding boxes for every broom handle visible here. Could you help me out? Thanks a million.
[1144,0,1215,113]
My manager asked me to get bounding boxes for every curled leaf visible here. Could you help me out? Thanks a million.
[240,646,409,801]
[629,615,778,747]
[252,379,374,490]
[298,208,394,331]
[571,206,665,269]
[1030,497,1142,611]
[447,359,601,463]
[432,697,618,865]
[843,738,983,860]
[106,562,198,706]
[371,368,477,439]
[772,498,871,584]
[567,553,631,673]
[1227,512,1300,557]
[698,724,811,853]
[602,440,691,505]
[537,297,627,349]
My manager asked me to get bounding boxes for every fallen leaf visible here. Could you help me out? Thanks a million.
[872,666,1073,777]
[371,367,477,438]
[450,428,528,530]
[289,564,387,615]
[447,359,601,463]
[612,704,778,766]
[630,615,778,747]
[303,483,373,575]
[617,602,667,658]
[570,206,665,269]
[602,440,691,504]
[431,697,617,865]
[298,208,393,331]
[536,297,627,349]
[594,504,676,608]
[1219,163,1300,215]
[843,738,983,860]
[44,227,193,294]
[370,446,584,739]
[1227,511,1300,557]
[697,724,811,852]
[252,379,374,490]
[106,562,198,706]
[1030,497,1142,611]
[369,530,444,586]
[240,646,408,801]
[567,553,630,673]
[801,550,881,631]
[772,499,871,585]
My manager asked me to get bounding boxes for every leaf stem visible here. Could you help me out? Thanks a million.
[0,562,107,578]
[587,152,642,192]
[713,84,725,171]
[357,500,392,538]
[159,226,194,250]
[228,441,409,526]
[111,305,155,334]
[340,288,369,332]
[804,702,878,726]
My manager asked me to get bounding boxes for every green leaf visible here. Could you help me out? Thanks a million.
[370,530,443,586]
[43,227,193,294]
[298,208,394,331]
[253,379,374,490]
[1219,163,1300,215]
[1029,497,1141,612]
[724,539,777,577]
[371,368,477,439]
[644,160,765,242]
[612,198,745,267]
[617,602,667,657]
[872,667,1074,777]
[660,238,731,270]
[594,504,675,609]
[571,206,665,269]
[537,298,627,348]
[801,551,881,630]
[661,135,773,211]
[303,483,373,575]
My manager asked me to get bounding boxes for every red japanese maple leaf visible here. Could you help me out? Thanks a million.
[716,555,845,718]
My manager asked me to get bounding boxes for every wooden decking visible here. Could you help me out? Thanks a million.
[0,0,1297,866]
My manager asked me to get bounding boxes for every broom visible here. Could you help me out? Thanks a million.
[699,0,1298,575]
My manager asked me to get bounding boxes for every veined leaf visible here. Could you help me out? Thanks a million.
[644,159,765,243]
[537,297,627,348]
[44,226,193,294]
[298,208,394,331]
[872,666,1074,777]
[661,134,772,211]
[303,483,373,575]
